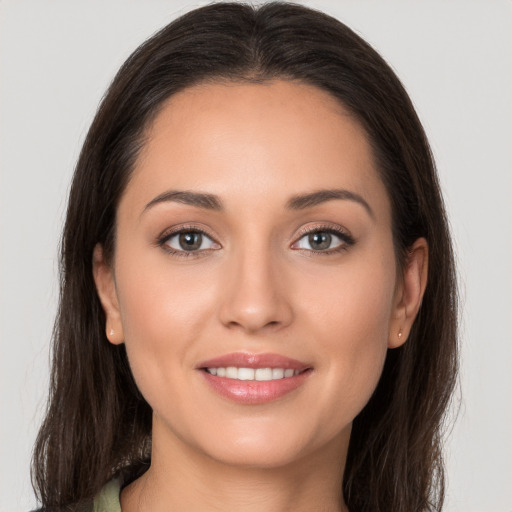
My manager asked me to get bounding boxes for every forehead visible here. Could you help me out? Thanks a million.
[122,80,390,221]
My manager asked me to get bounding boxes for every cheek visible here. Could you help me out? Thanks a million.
[113,254,217,398]
[298,254,395,417]
[116,246,215,334]
[302,251,395,343]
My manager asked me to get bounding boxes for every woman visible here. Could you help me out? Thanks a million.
[31,2,458,511]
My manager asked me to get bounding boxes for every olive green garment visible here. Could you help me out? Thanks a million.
[92,478,122,512]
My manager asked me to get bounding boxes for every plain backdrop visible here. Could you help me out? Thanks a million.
[1,1,511,511]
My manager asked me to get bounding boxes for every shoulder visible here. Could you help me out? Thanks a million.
[92,478,122,512]
[92,478,121,512]
[30,479,121,512]
[30,504,92,512]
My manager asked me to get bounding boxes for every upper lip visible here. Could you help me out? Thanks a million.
[197,352,311,370]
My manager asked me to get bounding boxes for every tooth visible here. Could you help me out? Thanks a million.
[207,366,302,380]
[226,366,238,378]
[237,367,255,380]
[272,368,284,379]
[255,368,273,381]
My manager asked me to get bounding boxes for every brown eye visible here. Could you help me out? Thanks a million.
[308,232,332,251]
[292,228,353,253]
[178,232,203,251]
[163,230,220,253]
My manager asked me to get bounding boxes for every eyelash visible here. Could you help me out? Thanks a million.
[157,225,219,258]
[156,223,355,258]
[291,224,355,255]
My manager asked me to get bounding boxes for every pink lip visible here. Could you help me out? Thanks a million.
[197,352,313,405]
[197,352,310,370]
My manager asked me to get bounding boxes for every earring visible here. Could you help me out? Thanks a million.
[109,328,114,336]
[398,329,403,340]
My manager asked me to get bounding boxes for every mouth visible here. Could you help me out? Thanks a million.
[204,366,303,380]
[197,353,313,404]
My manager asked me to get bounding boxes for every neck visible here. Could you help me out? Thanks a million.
[121,417,349,512]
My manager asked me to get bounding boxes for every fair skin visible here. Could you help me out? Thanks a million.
[93,80,428,512]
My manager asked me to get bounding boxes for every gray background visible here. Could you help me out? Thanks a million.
[1,1,511,510]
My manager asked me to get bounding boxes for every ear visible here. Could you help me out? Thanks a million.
[388,238,428,349]
[92,244,124,345]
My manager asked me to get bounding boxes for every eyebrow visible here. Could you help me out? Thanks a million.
[143,190,223,214]
[287,189,374,219]
[142,187,373,218]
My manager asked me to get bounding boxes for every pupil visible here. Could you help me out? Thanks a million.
[309,232,331,250]
[179,232,202,251]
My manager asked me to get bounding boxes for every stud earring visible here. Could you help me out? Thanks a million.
[398,329,403,339]
[109,328,114,336]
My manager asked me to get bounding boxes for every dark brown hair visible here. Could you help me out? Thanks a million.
[32,3,458,511]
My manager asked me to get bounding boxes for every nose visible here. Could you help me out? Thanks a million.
[218,247,294,333]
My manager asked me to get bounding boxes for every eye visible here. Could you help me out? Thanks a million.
[161,229,220,254]
[292,228,354,253]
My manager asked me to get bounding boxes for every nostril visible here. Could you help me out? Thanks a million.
[218,279,294,332]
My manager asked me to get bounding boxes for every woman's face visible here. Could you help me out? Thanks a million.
[95,80,422,468]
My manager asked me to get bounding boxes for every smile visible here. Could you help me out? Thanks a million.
[205,367,301,380]
[198,353,312,404]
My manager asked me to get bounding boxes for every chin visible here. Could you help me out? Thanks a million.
[186,416,351,470]
[203,443,310,470]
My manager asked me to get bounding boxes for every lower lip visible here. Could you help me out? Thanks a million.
[200,370,312,405]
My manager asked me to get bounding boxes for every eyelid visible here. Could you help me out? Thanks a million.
[155,222,354,256]
[157,224,221,255]
[291,223,355,252]
[158,223,214,239]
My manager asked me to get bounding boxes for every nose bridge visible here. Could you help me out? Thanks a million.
[219,238,293,332]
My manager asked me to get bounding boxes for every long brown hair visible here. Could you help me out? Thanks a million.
[32,3,458,511]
